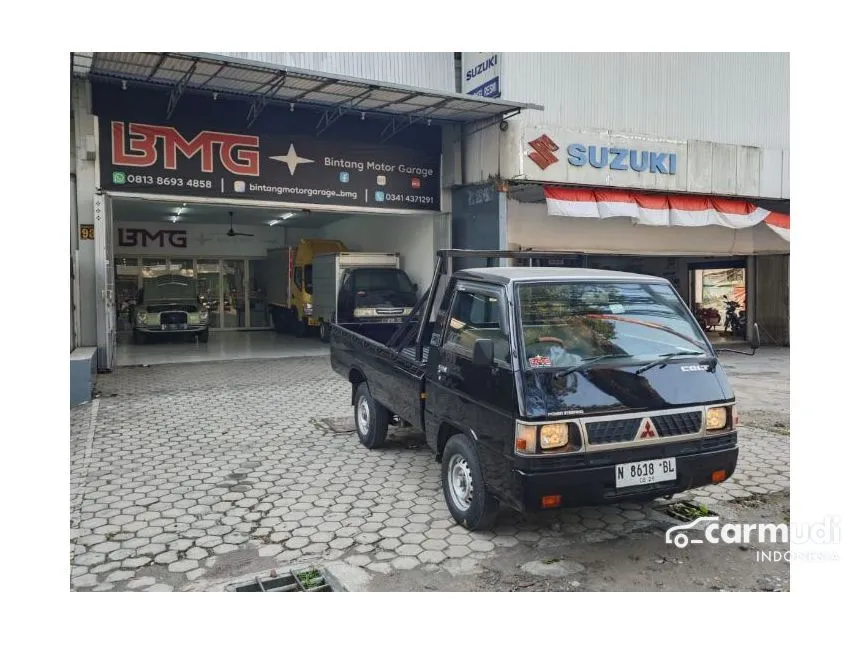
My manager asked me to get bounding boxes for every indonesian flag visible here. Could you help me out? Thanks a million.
[544,186,789,243]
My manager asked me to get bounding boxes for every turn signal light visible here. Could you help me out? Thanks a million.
[712,470,727,484]
[541,495,562,509]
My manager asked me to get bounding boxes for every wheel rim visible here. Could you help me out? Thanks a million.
[356,397,370,436]
[447,454,473,512]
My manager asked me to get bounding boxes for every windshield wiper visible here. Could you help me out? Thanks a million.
[552,354,631,380]
[634,350,707,375]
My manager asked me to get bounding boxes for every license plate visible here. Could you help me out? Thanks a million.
[615,457,677,488]
[161,323,187,330]
[380,317,402,323]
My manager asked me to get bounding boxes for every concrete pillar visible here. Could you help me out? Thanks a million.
[72,78,98,348]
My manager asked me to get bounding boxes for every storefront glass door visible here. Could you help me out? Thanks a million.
[115,257,269,331]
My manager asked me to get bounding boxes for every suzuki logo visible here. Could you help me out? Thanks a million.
[527,134,559,170]
[638,419,658,440]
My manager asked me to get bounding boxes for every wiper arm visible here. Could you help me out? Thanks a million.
[634,350,707,375]
[552,354,631,380]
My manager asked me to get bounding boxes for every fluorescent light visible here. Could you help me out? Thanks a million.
[280,212,295,220]
[268,220,280,226]
[170,215,179,223]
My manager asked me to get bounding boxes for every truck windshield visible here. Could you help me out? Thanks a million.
[354,268,413,293]
[516,281,710,371]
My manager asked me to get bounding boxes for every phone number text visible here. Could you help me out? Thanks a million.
[122,175,214,189]
[383,193,435,205]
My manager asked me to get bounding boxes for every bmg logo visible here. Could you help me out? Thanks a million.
[527,134,560,170]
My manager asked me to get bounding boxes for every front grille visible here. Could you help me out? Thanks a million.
[376,308,404,315]
[653,411,702,437]
[586,418,640,444]
[160,312,188,325]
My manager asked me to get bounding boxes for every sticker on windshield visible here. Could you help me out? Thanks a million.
[529,355,552,367]
[609,303,625,314]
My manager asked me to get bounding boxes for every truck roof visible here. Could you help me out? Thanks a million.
[454,266,671,285]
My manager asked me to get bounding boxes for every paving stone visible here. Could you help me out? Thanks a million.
[154,551,179,565]
[366,562,393,574]
[106,569,135,583]
[418,550,447,565]
[71,573,98,588]
[146,584,173,592]
[168,559,198,573]
[391,556,420,571]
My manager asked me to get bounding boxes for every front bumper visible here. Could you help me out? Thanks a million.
[505,435,738,511]
[136,325,207,334]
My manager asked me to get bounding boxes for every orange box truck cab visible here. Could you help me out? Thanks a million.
[266,239,348,336]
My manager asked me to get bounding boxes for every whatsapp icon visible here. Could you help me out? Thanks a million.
[112,171,126,184]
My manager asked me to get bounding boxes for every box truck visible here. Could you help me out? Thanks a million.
[265,239,348,336]
[312,252,419,343]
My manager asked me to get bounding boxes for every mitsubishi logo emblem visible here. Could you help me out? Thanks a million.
[527,134,560,170]
[638,419,658,440]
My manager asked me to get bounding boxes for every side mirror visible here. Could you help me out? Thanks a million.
[473,338,495,367]
[750,323,761,351]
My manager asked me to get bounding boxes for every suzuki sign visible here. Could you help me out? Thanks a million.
[462,52,502,99]
[517,126,687,191]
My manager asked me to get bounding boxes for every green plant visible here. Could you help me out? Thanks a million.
[296,568,323,589]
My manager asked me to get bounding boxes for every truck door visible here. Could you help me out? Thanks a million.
[425,281,516,460]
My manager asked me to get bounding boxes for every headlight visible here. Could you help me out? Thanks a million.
[303,303,313,316]
[516,422,573,454]
[199,310,209,323]
[136,310,147,324]
[539,423,569,449]
[706,406,728,430]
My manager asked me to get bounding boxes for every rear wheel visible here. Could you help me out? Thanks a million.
[441,434,500,531]
[354,382,388,449]
[319,321,330,343]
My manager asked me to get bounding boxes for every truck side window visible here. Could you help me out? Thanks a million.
[294,266,303,290]
[444,289,510,365]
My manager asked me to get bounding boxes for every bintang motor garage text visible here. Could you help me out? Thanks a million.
[324,157,435,178]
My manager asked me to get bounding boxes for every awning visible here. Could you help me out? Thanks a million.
[544,186,790,243]
[71,52,542,138]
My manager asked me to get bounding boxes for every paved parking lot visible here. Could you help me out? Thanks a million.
[70,350,790,591]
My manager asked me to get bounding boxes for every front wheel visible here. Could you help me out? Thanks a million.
[319,321,330,344]
[441,434,500,531]
[354,382,388,449]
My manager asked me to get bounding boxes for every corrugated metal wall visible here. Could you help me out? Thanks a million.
[216,52,455,92]
[503,53,789,149]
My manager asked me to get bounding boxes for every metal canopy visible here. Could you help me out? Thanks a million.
[71,52,542,138]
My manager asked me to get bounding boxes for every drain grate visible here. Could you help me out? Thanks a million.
[227,567,339,592]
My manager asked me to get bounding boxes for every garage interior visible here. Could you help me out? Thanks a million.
[112,197,445,366]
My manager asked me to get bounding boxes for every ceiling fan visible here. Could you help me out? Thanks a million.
[225,211,254,237]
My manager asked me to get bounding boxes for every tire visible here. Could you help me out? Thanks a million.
[271,308,288,334]
[441,434,500,531]
[319,321,330,344]
[133,330,145,345]
[198,329,209,343]
[354,382,388,449]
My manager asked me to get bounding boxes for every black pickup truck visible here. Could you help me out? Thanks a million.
[330,250,759,530]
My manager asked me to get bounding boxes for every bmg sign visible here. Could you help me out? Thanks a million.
[118,228,188,248]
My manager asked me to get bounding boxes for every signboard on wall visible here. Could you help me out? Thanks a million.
[518,126,687,191]
[92,84,442,211]
[462,53,501,98]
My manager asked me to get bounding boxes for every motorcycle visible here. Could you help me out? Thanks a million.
[723,295,745,338]
[695,303,721,332]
